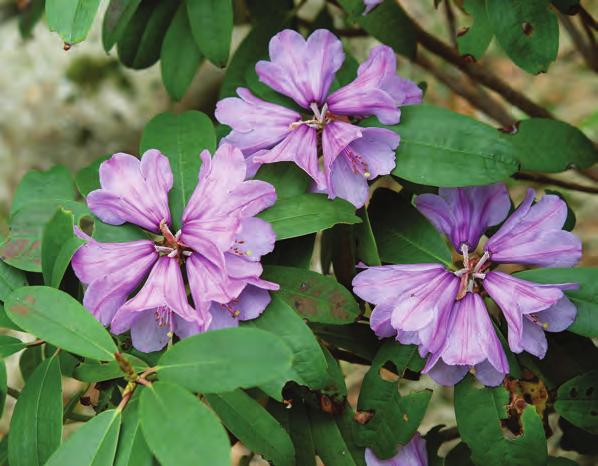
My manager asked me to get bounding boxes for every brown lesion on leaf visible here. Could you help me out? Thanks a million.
[503,370,551,436]
[292,297,318,316]
[521,22,534,36]
[10,304,29,315]
[0,238,31,260]
[354,410,375,425]
[330,291,350,320]
[24,295,36,305]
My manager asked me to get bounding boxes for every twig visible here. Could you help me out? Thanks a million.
[415,54,516,127]
[7,386,20,399]
[559,13,598,72]
[579,6,598,31]
[443,0,458,48]
[513,172,598,194]
[327,347,371,366]
[26,339,44,347]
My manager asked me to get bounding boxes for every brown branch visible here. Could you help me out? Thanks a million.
[513,172,598,194]
[415,54,516,127]
[412,23,556,119]
[559,13,598,72]
[579,5,598,31]
[443,0,458,48]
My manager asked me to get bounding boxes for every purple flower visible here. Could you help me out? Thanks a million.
[365,432,428,466]
[362,0,383,16]
[73,145,278,352]
[353,184,582,386]
[216,29,421,208]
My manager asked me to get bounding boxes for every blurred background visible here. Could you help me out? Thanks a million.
[0,0,597,464]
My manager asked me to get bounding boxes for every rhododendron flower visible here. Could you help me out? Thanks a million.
[216,29,421,207]
[72,145,278,352]
[353,183,581,386]
[365,432,428,466]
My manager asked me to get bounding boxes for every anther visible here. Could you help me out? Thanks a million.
[363,171,371,178]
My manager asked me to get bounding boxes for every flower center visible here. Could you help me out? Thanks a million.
[155,219,193,261]
[454,244,490,299]
[289,102,331,130]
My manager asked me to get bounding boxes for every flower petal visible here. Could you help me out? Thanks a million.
[424,358,469,386]
[415,183,511,251]
[256,29,344,108]
[230,217,276,261]
[216,88,300,155]
[186,253,236,305]
[328,154,369,208]
[486,190,582,267]
[364,432,427,466]
[534,296,577,332]
[87,150,172,232]
[475,360,507,387]
[520,317,548,358]
[129,311,171,353]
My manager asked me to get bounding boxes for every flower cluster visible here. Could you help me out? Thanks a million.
[353,184,582,386]
[72,145,278,352]
[216,29,421,208]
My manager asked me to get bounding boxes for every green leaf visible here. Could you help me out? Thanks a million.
[551,0,580,14]
[75,155,110,197]
[353,341,429,458]
[46,409,122,466]
[93,219,148,243]
[486,0,559,74]
[254,163,311,199]
[206,390,295,466]
[0,304,22,331]
[114,393,153,466]
[515,268,598,337]
[45,0,101,44]
[454,374,548,466]
[117,0,178,70]
[0,361,6,417]
[457,0,493,59]
[5,286,117,360]
[288,402,317,466]
[0,335,25,358]
[140,382,230,466]
[555,370,598,434]
[548,457,579,466]
[186,0,232,67]
[311,322,382,362]
[73,354,148,383]
[219,17,289,98]
[156,327,293,393]
[0,260,27,301]
[504,118,598,172]
[258,193,361,241]
[8,355,62,466]
[41,208,85,288]
[309,408,358,466]
[160,4,203,101]
[337,0,416,58]
[355,207,381,266]
[262,265,360,324]
[102,0,142,52]
[243,295,330,393]
[262,234,316,269]
[19,345,43,381]
[140,111,216,229]
[369,189,453,267]
[374,106,519,186]
[18,0,45,38]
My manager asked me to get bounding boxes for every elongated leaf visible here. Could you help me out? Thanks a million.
[206,390,295,466]
[114,393,152,466]
[353,342,429,458]
[244,295,330,393]
[515,268,598,337]
[369,189,453,267]
[140,382,230,466]
[93,219,148,243]
[337,0,416,58]
[486,0,559,74]
[161,4,203,101]
[0,260,27,301]
[42,208,85,288]
[0,335,25,358]
[186,0,232,67]
[5,286,117,360]
[369,106,519,186]
[454,374,547,466]
[102,0,142,52]
[46,409,122,466]
[288,402,317,466]
[457,0,493,59]
[8,355,62,466]
[311,322,381,362]
[310,408,358,466]
[74,354,148,383]
[140,111,216,229]
[46,0,101,44]
[258,193,361,241]
[75,155,110,197]
[504,118,598,172]
[18,0,45,38]
[156,327,293,393]
[555,370,598,434]
[10,166,75,216]
[254,163,311,200]
[355,207,381,266]
[117,0,178,70]
[19,345,43,381]
[262,265,360,324]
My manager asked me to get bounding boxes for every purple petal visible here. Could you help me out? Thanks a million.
[253,125,325,189]
[483,271,565,353]
[216,88,300,155]
[415,183,510,251]
[485,190,582,267]
[362,0,383,15]
[370,302,396,338]
[207,286,273,330]
[328,45,421,124]
[256,29,344,108]
[230,217,276,261]
[474,360,507,386]
[87,150,172,232]
[424,358,469,386]
[328,154,369,208]
[534,296,576,332]
[129,311,171,353]
[520,317,548,358]
[186,253,238,305]
[364,432,427,466]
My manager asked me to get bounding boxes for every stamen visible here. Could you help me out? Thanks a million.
[155,245,175,254]
[472,272,486,279]
[182,250,193,257]
[461,244,470,269]
[160,219,176,245]
[310,102,322,120]
[167,249,178,258]
[473,251,490,273]
[454,268,469,277]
